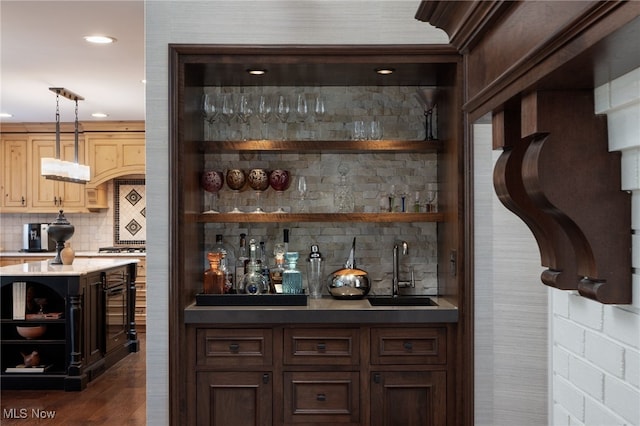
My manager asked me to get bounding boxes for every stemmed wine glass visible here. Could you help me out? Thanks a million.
[201,94,219,140]
[247,168,270,213]
[269,170,291,213]
[219,94,235,140]
[236,93,252,141]
[296,176,308,213]
[294,94,308,139]
[225,169,247,213]
[275,95,290,140]
[313,95,326,139]
[256,94,272,140]
[424,185,437,212]
[201,170,224,213]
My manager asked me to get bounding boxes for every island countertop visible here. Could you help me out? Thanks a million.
[0,258,139,276]
[185,296,458,324]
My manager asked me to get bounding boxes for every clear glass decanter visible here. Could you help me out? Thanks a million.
[241,239,269,295]
[334,162,355,213]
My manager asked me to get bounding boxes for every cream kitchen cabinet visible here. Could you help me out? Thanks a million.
[30,135,85,210]
[1,135,28,209]
[85,131,145,187]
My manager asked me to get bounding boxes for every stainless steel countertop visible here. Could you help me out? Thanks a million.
[184,296,458,324]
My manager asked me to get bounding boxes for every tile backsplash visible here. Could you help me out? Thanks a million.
[1,181,117,252]
[114,179,146,245]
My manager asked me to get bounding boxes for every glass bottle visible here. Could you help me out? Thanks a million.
[334,162,354,213]
[212,234,235,293]
[259,241,275,293]
[241,239,268,295]
[203,252,225,294]
[282,252,303,294]
[269,243,286,293]
[235,233,248,293]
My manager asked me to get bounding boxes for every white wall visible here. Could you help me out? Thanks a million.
[550,68,640,426]
[145,2,448,424]
[473,121,549,426]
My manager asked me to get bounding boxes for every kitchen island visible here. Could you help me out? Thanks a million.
[0,258,139,391]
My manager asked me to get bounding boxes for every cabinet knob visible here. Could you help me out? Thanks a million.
[316,393,326,402]
[21,196,25,205]
[373,373,381,384]
[403,341,413,351]
[228,343,240,352]
[262,373,270,384]
[316,342,326,352]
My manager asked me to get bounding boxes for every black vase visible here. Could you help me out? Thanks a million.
[47,210,74,265]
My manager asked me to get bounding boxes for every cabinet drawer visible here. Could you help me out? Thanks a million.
[284,328,359,365]
[135,260,146,278]
[283,371,359,424]
[197,328,273,367]
[370,327,446,365]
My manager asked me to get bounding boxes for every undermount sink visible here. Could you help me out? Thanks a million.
[367,296,437,306]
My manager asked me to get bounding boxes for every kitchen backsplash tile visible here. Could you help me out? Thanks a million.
[114,179,146,245]
[0,182,115,252]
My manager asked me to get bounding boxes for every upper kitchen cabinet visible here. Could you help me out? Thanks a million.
[30,134,85,210]
[0,122,145,213]
[1,135,28,209]
[84,121,146,211]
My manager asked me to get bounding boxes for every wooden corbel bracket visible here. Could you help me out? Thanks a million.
[493,91,631,304]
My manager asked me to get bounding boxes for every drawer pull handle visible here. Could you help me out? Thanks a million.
[262,373,270,384]
[316,393,326,402]
[229,343,240,352]
[403,341,413,351]
[317,342,326,352]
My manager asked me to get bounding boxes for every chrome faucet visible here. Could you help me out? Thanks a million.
[392,241,414,297]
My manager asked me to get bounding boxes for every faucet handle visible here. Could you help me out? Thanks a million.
[410,266,415,288]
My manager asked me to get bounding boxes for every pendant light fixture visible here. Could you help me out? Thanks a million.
[41,88,91,184]
[40,87,91,184]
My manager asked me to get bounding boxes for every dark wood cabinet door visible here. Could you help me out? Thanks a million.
[371,371,446,426]
[196,371,272,426]
[84,274,104,366]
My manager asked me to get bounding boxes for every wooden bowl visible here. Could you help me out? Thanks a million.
[16,325,46,339]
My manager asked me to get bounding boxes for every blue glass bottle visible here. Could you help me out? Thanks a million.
[282,252,303,294]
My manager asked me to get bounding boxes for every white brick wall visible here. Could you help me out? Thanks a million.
[551,68,640,426]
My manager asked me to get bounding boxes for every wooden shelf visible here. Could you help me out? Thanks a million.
[191,212,444,223]
[197,139,443,153]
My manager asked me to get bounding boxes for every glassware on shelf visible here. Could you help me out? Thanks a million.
[369,120,382,140]
[275,94,290,140]
[203,252,225,294]
[241,239,269,295]
[353,120,366,140]
[236,93,252,141]
[256,94,272,140]
[296,176,308,213]
[201,170,224,213]
[219,94,235,140]
[313,95,326,139]
[424,185,437,212]
[334,163,355,213]
[247,168,270,213]
[269,169,291,213]
[294,93,308,139]
[225,168,247,213]
[282,252,303,294]
[200,93,219,140]
[387,184,396,212]
[415,87,439,141]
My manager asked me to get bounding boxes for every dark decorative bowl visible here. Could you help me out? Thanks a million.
[201,170,224,193]
[226,169,247,191]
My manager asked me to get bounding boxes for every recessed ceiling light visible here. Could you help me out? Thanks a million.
[0,113,13,118]
[84,35,116,44]
[247,69,267,76]
[375,68,395,75]
[92,112,108,118]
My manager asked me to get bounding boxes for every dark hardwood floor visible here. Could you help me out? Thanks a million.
[1,333,145,425]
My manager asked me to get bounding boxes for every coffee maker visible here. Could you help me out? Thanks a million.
[22,223,55,252]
